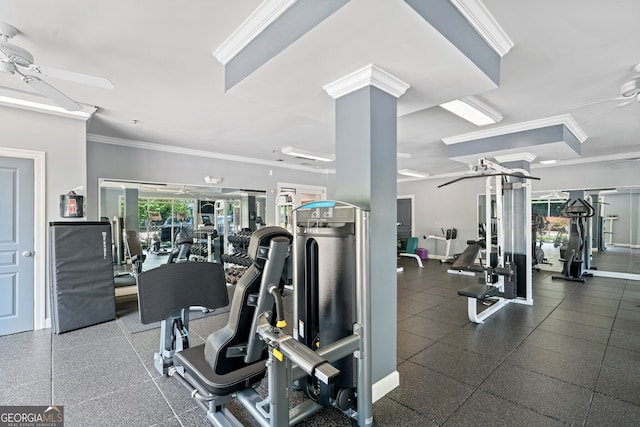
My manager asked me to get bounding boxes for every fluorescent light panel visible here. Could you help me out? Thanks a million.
[0,95,95,119]
[440,96,502,126]
[540,159,557,165]
[281,146,334,162]
[398,169,429,178]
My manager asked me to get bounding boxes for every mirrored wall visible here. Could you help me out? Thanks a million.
[532,187,639,278]
[100,179,266,236]
[99,179,266,268]
[478,187,639,279]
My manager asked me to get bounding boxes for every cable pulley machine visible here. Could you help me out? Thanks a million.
[439,158,539,323]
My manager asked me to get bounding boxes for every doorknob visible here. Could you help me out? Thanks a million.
[22,251,32,257]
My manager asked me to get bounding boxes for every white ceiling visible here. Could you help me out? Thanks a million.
[1,0,639,178]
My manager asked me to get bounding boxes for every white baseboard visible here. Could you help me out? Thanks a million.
[586,270,640,281]
[372,370,400,402]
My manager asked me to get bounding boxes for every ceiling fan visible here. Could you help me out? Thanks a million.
[0,22,114,111]
[554,64,640,112]
[154,185,194,195]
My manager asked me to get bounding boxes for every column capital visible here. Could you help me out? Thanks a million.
[323,64,409,99]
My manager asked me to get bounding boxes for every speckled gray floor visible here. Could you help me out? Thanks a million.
[1,258,639,426]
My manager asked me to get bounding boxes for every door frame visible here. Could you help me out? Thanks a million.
[277,182,327,207]
[0,147,46,330]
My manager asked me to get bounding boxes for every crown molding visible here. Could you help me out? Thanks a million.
[212,0,297,65]
[442,114,588,145]
[323,64,410,99]
[494,152,537,163]
[449,0,514,57]
[87,133,333,174]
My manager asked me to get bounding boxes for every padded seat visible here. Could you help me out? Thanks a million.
[173,345,267,396]
[458,284,500,300]
[168,227,292,399]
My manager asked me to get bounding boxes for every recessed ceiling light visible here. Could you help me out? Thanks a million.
[0,95,95,119]
[281,146,334,162]
[440,96,502,126]
[540,160,557,165]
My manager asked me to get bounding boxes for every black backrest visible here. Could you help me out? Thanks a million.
[137,262,229,324]
[247,226,292,268]
[204,227,292,375]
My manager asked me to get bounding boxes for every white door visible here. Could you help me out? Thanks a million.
[0,156,34,335]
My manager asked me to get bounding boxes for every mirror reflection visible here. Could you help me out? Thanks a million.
[478,187,639,279]
[531,187,639,277]
[99,179,266,272]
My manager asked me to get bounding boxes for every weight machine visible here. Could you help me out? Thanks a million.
[292,201,372,423]
[439,158,538,323]
[136,200,374,426]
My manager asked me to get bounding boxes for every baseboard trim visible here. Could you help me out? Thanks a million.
[372,370,400,402]
[586,270,640,281]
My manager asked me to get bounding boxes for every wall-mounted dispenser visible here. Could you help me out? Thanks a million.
[60,191,85,218]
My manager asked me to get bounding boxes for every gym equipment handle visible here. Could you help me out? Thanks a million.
[269,285,286,328]
[276,335,340,385]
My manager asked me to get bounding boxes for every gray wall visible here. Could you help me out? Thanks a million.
[86,142,330,225]
[0,106,88,223]
[398,175,485,257]
[0,105,88,321]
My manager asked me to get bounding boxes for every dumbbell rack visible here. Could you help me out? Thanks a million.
[221,230,252,284]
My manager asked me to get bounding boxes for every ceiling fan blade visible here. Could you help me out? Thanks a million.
[28,64,114,89]
[0,46,10,61]
[552,96,626,112]
[22,75,82,111]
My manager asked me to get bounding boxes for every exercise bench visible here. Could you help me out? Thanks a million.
[399,236,424,268]
[447,240,483,276]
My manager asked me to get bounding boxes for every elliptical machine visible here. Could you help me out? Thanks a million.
[552,198,595,283]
